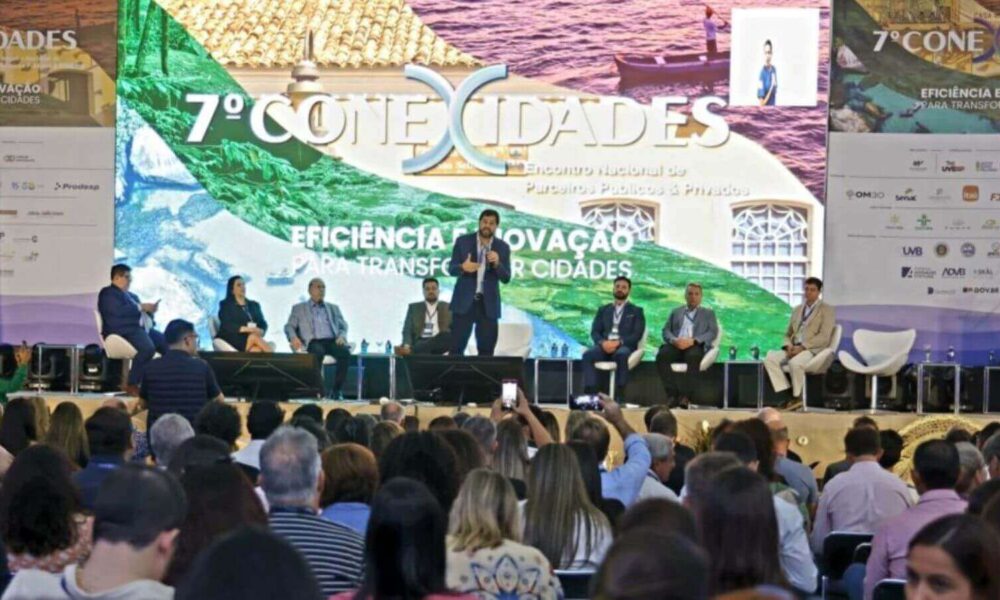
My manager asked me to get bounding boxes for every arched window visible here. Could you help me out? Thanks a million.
[731,204,810,305]
[580,200,658,243]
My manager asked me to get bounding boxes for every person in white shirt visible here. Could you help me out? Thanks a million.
[232,402,285,476]
[638,433,680,502]
[3,465,185,600]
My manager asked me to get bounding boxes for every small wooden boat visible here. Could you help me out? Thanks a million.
[615,51,730,84]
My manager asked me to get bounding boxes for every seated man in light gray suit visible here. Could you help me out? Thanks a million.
[396,277,453,356]
[285,278,350,399]
[654,283,719,407]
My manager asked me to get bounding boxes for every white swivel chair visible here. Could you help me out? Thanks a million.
[595,328,648,400]
[95,309,140,387]
[466,322,534,358]
[669,324,723,375]
[782,323,842,411]
[208,316,239,352]
[837,328,916,412]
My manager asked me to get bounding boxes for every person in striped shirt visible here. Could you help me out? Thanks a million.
[260,426,364,596]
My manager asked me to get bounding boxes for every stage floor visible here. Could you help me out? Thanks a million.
[15,392,996,474]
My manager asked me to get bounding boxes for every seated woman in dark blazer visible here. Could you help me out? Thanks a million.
[217,276,272,353]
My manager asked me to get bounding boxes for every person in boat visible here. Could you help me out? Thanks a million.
[702,6,728,56]
[758,39,777,106]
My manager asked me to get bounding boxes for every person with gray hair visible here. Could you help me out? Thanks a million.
[637,433,679,502]
[261,426,363,596]
[682,451,742,509]
[955,441,986,497]
[149,414,194,468]
[982,433,1000,479]
[379,401,404,424]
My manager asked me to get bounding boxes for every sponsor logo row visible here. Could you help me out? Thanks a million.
[900,242,1000,258]
[908,158,1000,174]
[901,266,996,279]
[884,214,998,232]
[847,185,998,202]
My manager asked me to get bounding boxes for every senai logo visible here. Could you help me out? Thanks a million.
[872,18,1000,63]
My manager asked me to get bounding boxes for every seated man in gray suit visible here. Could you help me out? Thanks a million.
[654,283,719,407]
[764,277,836,409]
[396,277,452,356]
[285,278,351,399]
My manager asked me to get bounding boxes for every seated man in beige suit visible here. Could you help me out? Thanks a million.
[764,277,835,409]
[396,277,453,356]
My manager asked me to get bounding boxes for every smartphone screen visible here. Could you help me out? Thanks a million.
[501,379,517,410]
[569,394,602,411]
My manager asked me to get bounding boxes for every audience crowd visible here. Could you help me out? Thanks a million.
[0,389,998,600]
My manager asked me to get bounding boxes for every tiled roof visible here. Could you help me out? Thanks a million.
[161,0,482,68]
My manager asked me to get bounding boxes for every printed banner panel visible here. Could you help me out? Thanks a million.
[115,0,831,357]
[0,0,118,344]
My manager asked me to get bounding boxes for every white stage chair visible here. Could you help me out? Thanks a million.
[95,309,140,387]
[784,323,843,411]
[838,328,916,412]
[208,316,239,352]
[669,324,723,374]
[594,328,648,400]
[466,322,534,358]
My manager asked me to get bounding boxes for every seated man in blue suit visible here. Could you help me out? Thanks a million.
[97,263,168,394]
[654,282,719,407]
[582,276,646,399]
[448,209,512,356]
[284,277,351,399]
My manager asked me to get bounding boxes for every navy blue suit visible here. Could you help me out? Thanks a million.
[447,233,511,356]
[97,285,167,385]
[582,302,646,392]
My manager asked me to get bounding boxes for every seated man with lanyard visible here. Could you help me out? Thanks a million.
[581,276,646,400]
[395,277,452,356]
[654,282,719,407]
[284,278,351,399]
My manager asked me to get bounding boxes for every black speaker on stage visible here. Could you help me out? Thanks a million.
[78,344,109,392]
[26,344,67,391]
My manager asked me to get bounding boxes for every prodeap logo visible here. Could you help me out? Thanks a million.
[962,243,976,257]
[895,188,917,201]
[941,160,966,173]
[963,185,980,202]
[902,246,923,256]
[977,160,998,172]
[916,214,933,230]
[902,266,936,279]
[935,243,949,257]
[404,64,510,175]
[943,267,967,278]
[927,287,958,295]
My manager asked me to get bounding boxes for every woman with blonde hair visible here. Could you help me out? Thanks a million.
[44,402,89,469]
[493,419,529,485]
[447,469,562,599]
[523,444,612,570]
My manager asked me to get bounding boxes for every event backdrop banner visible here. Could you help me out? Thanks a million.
[827,0,1000,363]
[115,0,830,357]
[0,0,118,344]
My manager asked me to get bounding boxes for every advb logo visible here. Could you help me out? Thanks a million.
[942,267,967,278]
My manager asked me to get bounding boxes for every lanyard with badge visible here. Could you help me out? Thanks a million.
[794,302,818,343]
[610,304,625,341]
[422,305,437,338]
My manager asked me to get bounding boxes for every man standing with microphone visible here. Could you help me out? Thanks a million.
[448,209,512,356]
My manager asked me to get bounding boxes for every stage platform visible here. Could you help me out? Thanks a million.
[13,391,996,474]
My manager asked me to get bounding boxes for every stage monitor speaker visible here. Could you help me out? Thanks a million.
[78,344,109,392]
[201,352,322,401]
[27,344,68,391]
[403,355,525,405]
